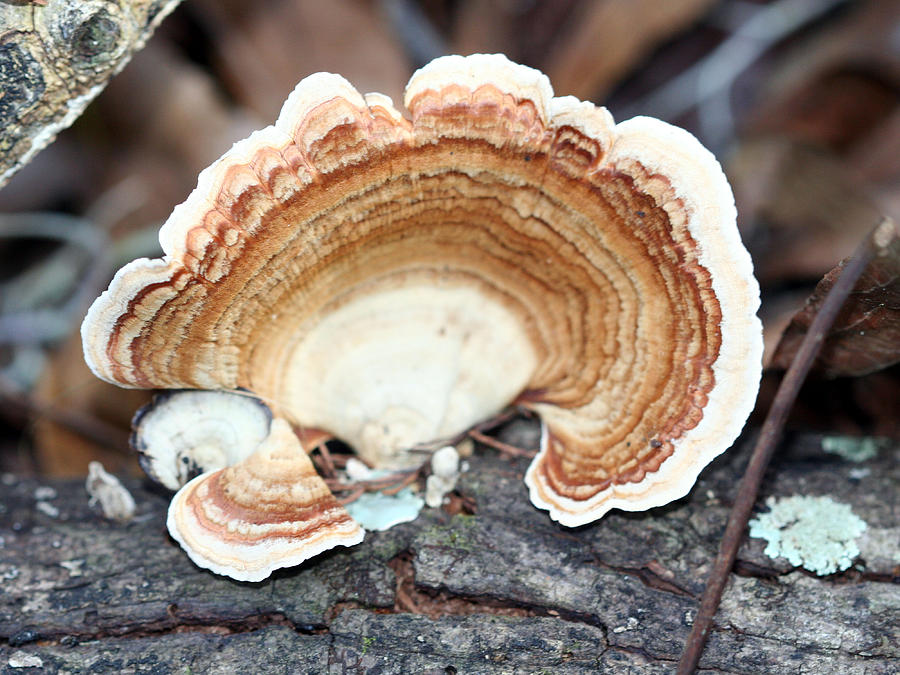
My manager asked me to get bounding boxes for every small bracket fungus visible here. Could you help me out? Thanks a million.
[749,495,867,576]
[134,389,363,581]
[170,415,363,581]
[132,390,273,490]
[82,54,762,579]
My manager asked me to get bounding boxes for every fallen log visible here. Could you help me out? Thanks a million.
[0,424,897,674]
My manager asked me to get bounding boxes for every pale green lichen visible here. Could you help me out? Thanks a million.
[748,495,867,575]
[821,436,881,462]
[345,487,424,531]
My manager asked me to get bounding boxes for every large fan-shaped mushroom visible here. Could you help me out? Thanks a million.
[82,54,762,577]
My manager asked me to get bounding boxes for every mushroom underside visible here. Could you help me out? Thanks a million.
[84,53,762,533]
[122,155,731,519]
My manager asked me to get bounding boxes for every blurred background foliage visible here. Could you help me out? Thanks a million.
[1,0,898,477]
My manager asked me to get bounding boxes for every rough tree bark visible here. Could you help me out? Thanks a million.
[0,0,182,188]
[0,423,897,674]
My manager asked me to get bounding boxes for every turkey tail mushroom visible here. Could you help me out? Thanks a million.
[82,54,762,578]
[168,417,363,582]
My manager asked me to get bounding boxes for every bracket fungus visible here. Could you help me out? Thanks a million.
[135,390,363,581]
[81,53,762,579]
[131,390,273,491]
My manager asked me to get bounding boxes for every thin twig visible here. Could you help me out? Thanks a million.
[407,406,523,454]
[677,217,897,674]
[311,441,336,479]
[327,453,352,468]
[620,0,847,151]
[468,429,537,458]
[381,470,420,496]
[0,213,109,348]
[472,407,526,432]
[337,487,366,506]
[325,468,421,493]
[378,0,447,67]
[333,468,421,504]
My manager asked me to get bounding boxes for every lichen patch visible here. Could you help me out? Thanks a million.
[749,495,867,576]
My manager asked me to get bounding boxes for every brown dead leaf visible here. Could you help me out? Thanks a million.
[745,0,900,151]
[191,0,410,118]
[542,0,716,100]
[32,328,148,478]
[771,219,900,377]
[728,138,883,285]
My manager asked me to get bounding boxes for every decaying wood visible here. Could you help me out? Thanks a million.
[0,0,182,188]
[1,421,897,674]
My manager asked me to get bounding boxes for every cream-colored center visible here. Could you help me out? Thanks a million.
[283,284,538,468]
